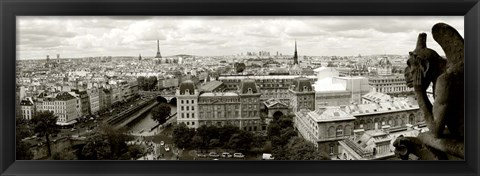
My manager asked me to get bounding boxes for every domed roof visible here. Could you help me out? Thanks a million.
[179,80,195,95]
[378,57,392,66]
[291,77,313,92]
[238,79,259,94]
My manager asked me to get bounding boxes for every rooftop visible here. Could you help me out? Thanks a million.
[344,100,418,116]
[219,75,317,80]
[199,92,238,97]
[199,81,224,92]
[263,98,288,108]
[362,92,392,102]
[298,107,356,123]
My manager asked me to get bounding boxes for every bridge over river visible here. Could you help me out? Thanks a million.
[104,98,176,131]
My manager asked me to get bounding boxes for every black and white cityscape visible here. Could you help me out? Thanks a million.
[15,16,463,160]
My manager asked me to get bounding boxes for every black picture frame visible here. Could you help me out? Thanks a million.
[1,0,479,176]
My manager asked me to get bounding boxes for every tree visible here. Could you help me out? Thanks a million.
[252,133,267,149]
[227,131,253,153]
[119,144,145,160]
[31,111,60,157]
[267,123,281,140]
[137,76,146,90]
[16,141,33,160]
[191,135,204,150]
[16,117,33,160]
[51,148,77,160]
[286,137,330,160]
[196,125,220,148]
[234,62,246,73]
[151,103,171,124]
[172,123,195,149]
[279,127,297,145]
[80,124,134,160]
[147,76,158,91]
[81,134,111,160]
[218,125,240,146]
[209,138,221,149]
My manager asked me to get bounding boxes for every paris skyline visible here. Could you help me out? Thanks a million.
[17,16,463,60]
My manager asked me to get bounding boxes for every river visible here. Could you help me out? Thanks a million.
[128,104,177,133]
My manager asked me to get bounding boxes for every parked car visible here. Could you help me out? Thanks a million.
[160,141,165,146]
[165,146,170,152]
[70,128,76,132]
[209,152,220,158]
[262,153,274,160]
[233,153,245,158]
[197,153,207,158]
[221,152,232,158]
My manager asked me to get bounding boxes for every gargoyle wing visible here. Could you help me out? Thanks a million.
[432,23,464,68]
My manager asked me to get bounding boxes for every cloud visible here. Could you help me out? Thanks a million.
[16,16,464,59]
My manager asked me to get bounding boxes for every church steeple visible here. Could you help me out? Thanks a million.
[139,54,142,61]
[293,40,298,65]
[155,40,162,58]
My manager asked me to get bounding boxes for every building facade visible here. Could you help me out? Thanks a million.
[35,92,78,124]
[71,89,90,117]
[294,107,356,158]
[218,75,316,104]
[176,79,263,131]
[176,80,200,128]
[342,100,422,131]
[87,88,100,115]
[237,79,262,131]
[368,75,413,93]
[289,77,315,112]
[20,98,35,120]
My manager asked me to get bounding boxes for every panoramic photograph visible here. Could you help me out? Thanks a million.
[15,16,464,160]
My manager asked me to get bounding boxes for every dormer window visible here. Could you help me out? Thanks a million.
[303,86,308,91]
[248,88,252,94]
[185,89,189,95]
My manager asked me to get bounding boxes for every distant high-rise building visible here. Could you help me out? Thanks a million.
[57,54,60,59]
[46,55,50,62]
[293,40,298,65]
[155,40,162,58]
[139,54,142,61]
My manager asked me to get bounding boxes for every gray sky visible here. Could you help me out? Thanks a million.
[17,16,463,60]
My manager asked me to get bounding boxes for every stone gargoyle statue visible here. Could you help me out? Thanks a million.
[393,23,464,160]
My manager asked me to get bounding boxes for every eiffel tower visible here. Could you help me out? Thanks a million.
[155,40,162,58]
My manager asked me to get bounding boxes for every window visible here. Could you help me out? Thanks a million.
[187,113,190,118]
[192,122,195,125]
[181,113,184,118]
[186,100,189,104]
[192,100,194,104]
[187,106,189,111]
[187,122,190,125]
[336,126,343,136]
[330,145,334,154]
[181,100,184,104]
[192,106,194,110]
[181,106,184,111]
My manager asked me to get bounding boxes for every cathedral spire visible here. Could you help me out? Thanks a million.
[293,40,298,65]
[155,40,162,58]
